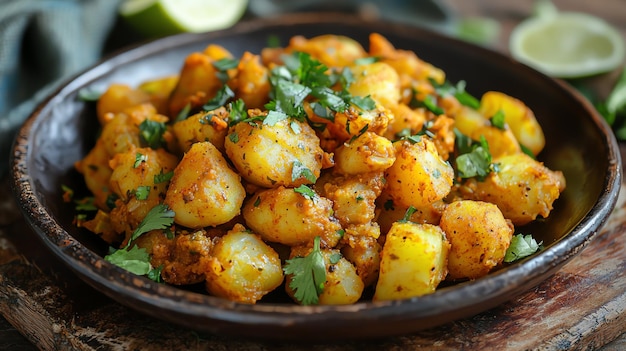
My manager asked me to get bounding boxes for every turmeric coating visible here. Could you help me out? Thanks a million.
[74,33,565,305]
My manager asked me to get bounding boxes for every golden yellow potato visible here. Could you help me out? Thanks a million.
[348,61,401,108]
[96,83,151,125]
[454,105,521,159]
[439,200,514,280]
[172,107,229,153]
[168,44,234,116]
[164,141,245,228]
[137,75,179,115]
[287,34,366,67]
[374,222,449,301]
[243,186,342,247]
[479,91,545,156]
[384,138,454,209]
[224,118,324,188]
[107,147,179,235]
[333,132,396,175]
[469,153,565,226]
[74,138,113,210]
[232,51,270,109]
[369,32,445,86]
[206,225,284,304]
[383,103,427,140]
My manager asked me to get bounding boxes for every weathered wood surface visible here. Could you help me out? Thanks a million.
[2,0,626,349]
[1,172,625,350]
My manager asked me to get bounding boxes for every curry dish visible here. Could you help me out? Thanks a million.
[71,33,565,305]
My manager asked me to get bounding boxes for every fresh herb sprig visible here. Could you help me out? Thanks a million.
[283,236,327,305]
[104,204,175,281]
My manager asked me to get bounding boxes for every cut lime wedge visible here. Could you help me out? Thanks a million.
[120,0,248,37]
[510,12,625,78]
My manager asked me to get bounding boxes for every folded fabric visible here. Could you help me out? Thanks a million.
[0,0,122,177]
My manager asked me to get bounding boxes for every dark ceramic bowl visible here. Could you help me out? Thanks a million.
[10,14,622,341]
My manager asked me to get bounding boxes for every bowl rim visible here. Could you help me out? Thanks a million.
[9,12,623,340]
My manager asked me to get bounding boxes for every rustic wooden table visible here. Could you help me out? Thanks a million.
[1,0,625,349]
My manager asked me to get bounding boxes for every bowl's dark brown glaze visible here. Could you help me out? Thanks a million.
[10,13,621,341]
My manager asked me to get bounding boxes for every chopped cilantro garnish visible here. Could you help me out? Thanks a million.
[104,204,175,281]
[154,170,174,184]
[105,245,153,276]
[128,203,175,244]
[203,85,235,111]
[490,110,506,130]
[354,56,380,65]
[106,193,118,210]
[213,58,239,83]
[175,103,192,122]
[430,79,480,109]
[134,186,150,200]
[294,184,317,200]
[399,206,417,223]
[454,129,498,181]
[283,236,327,305]
[291,160,317,183]
[134,152,147,168]
[504,234,542,262]
[264,110,290,126]
[228,132,239,143]
[227,99,248,126]
[139,119,166,149]
[75,197,97,211]
[349,95,376,111]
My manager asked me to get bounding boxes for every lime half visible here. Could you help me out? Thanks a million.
[510,12,625,78]
[120,0,249,37]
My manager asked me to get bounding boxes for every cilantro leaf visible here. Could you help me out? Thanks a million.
[175,103,192,122]
[490,110,506,130]
[264,110,289,126]
[154,170,174,184]
[399,206,417,223]
[139,119,166,149]
[454,129,498,180]
[203,85,235,111]
[134,186,150,200]
[227,99,248,126]
[430,79,480,109]
[504,234,542,263]
[294,184,317,201]
[283,236,327,305]
[75,197,97,211]
[411,93,444,115]
[350,95,376,111]
[105,245,152,275]
[291,160,317,183]
[134,152,147,168]
[129,203,175,244]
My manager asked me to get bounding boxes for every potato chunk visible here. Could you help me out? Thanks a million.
[206,225,284,304]
[479,91,545,156]
[470,153,565,225]
[439,200,514,280]
[172,108,229,153]
[242,186,342,247]
[384,138,454,209]
[164,141,245,228]
[374,222,449,301]
[348,61,400,108]
[224,118,324,188]
[333,132,396,175]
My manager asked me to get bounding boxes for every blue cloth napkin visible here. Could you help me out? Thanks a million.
[0,0,122,176]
